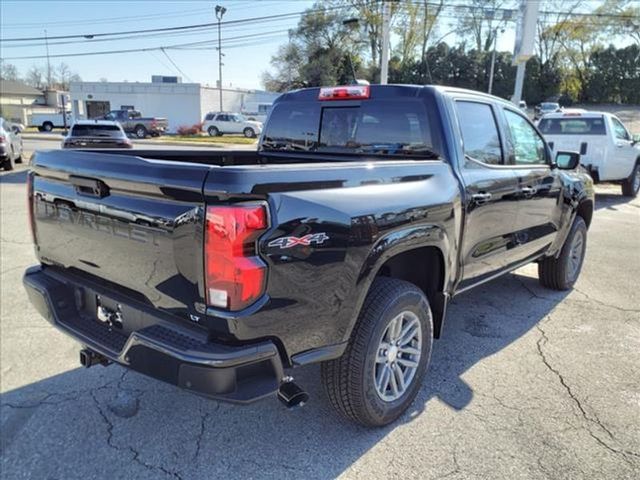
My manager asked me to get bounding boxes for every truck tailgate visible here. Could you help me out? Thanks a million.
[30,150,210,322]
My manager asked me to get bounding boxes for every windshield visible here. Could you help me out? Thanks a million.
[71,124,125,137]
[262,99,436,157]
[538,117,606,135]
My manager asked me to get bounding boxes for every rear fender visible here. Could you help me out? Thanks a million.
[345,224,451,342]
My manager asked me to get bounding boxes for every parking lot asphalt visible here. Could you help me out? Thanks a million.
[1,147,639,479]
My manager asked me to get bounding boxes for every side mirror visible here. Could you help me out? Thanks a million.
[555,151,580,170]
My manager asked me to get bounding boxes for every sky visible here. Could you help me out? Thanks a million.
[0,0,316,90]
[0,0,630,90]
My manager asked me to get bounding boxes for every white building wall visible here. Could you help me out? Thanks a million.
[70,82,202,132]
[69,82,280,132]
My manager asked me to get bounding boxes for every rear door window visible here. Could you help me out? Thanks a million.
[455,101,503,165]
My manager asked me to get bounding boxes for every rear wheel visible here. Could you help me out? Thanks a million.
[621,162,640,197]
[243,127,256,138]
[207,126,219,137]
[321,278,433,427]
[2,152,15,171]
[538,216,587,290]
[42,122,53,132]
[135,125,148,139]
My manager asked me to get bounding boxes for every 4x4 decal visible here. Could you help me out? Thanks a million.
[268,233,329,249]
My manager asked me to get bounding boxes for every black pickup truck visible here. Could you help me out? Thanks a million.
[24,85,594,426]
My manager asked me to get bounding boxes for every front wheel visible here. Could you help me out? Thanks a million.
[42,122,53,132]
[538,216,587,290]
[321,278,433,427]
[621,163,640,197]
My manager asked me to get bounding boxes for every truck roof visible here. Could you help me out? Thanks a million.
[72,119,122,126]
[542,111,610,119]
[277,84,517,108]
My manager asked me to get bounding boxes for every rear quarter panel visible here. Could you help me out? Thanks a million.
[203,160,461,360]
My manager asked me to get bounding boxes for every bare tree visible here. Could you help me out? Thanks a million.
[24,65,46,90]
[0,62,20,81]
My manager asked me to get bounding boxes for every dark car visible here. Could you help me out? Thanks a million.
[62,121,132,149]
[25,85,594,427]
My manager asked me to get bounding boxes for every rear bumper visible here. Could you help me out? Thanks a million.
[23,265,284,403]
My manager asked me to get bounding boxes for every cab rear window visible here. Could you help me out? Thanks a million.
[538,117,606,135]
[71,124,124,137]
[262,100,434,157]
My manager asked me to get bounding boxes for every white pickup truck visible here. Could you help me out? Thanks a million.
[539,111,640,197]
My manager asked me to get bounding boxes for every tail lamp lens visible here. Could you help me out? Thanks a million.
[205,205,268,311]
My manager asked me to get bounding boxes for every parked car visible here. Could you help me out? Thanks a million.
[0,117,23,171]
[203,112,262,138]
[29,112,73,132]
[539,111,640,196]
[99,110,168,138]
[62,120,132,149]
[25,84,594,427]
[534,102,562,120]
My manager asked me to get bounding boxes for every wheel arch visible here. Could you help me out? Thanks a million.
[576,198,594,229]
[352,226,452,341]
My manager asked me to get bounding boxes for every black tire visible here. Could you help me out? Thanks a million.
[621,162,640,197]
[15,155,22,164]
[42,122,53,132]
[135,125,148,139]
[3,154,15,171]
[321,278,433,427]
[538,216,587,290]
[207,126,219,137]
[243,127,256,138]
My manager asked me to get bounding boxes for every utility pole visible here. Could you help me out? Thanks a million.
[511,0,539,104]
[44,29,52,88]
[215,5,227,112]
[380,0,391,84]
[488,28,504,95]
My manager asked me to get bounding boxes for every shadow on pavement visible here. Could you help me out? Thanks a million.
[0,271,568,479]
[594,192,635,211]
[0,170,28,184]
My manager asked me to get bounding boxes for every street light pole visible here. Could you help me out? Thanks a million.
[215,5,227,112]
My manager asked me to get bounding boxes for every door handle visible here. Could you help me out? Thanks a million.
[521,186,537,196]
[471,192,492,204]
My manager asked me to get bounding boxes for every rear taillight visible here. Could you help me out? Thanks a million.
[205,204,268,311]
[27,172,36,243]
[318,85,370,101]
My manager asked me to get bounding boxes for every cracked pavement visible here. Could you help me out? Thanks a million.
[1,154,639,479]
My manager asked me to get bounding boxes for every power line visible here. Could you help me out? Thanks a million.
[160,48,193,82]
[0,8,212,29]
[0,6,346,43]
[0,29,297,61]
